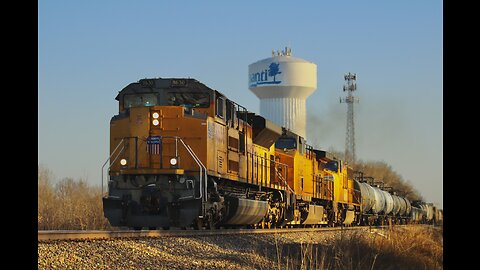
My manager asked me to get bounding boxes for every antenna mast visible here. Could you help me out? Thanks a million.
[340,72,359,164]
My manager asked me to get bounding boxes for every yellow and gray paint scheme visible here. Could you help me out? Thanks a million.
[102,77,434,229]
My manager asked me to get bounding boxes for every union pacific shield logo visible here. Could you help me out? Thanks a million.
[146,136,160,155]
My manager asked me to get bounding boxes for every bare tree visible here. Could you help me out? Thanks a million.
[38,165,111,230]
[38,165,56,230]
[326,149,423,201]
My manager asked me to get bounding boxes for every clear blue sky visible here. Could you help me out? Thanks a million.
[38,1,442,208]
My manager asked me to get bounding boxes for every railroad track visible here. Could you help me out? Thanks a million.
[38,226,377,242]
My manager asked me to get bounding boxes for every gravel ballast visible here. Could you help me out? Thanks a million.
[38,226,443,269]
[38,230,346,269]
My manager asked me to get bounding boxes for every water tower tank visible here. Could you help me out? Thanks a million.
[248,47,317,139]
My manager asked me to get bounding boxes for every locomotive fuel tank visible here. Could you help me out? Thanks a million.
[343,210,355,225]
[223,197,268,225]
[301,205,326,225]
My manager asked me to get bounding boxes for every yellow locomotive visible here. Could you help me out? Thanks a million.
[102,77,361,229]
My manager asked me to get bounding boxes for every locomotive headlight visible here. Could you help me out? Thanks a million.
[120,158,127,166]
[152,111,160,126]
[170,157,178,166]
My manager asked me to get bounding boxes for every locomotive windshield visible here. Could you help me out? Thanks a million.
[166,92,210,108]
[325,161,338,172]
[124,93,158,108]
[275,137,297,149]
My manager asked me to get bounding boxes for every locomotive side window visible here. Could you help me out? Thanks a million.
[226,100,233,122]
[325,160,338,172]
[216,97,225,118]
[124,93,158,108]
[275,138,296,149]
[166,92,210,108]
[239,131,245,154]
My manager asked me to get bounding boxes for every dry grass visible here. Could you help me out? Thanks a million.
[38,225,442,269]
[270,225,443,270]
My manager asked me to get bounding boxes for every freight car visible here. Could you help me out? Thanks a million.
[102,77,440,229]
[353,173,412,225]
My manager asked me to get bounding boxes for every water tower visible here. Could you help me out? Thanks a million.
[248,47,317,139]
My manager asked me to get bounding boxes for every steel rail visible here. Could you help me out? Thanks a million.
[38,226,376,242]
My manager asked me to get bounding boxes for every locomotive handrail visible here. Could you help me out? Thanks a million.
[177,137,208,217]
[185,144,207,202]
[178,139,207,201]
[101,138,126,196]
[274,163,295,195]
